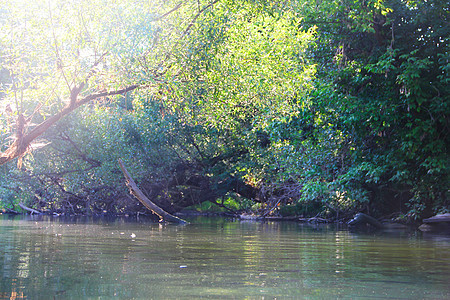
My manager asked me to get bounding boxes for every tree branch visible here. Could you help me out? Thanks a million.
[180,0,220,39]
[0,85,139,166]
[19,202,43,214]
[154,2,184,21]
[118,158,188,224]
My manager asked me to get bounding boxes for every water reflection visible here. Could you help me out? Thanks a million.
[0,215,449,299]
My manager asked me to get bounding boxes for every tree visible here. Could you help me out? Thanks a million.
[294,0,449,218]
[0,0,227,213]
[0,0,207,166]
[0,0,447,219]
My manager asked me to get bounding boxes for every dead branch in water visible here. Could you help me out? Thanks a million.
[18,202,43,214]
[118,159,188,224]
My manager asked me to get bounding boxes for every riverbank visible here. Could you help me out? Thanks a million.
[4,205,450,234]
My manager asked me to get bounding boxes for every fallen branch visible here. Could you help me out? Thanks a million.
[423,213,450,223]
[262,198,282,218]
[307,216,330,223]
[118,159,188,224]
[348,213,384,229]
[18,202,43,215]
[2,208,19,214]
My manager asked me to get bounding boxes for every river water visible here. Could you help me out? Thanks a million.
[0,215,449,299]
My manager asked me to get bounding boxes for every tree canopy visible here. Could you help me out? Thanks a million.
[0,0,448,220]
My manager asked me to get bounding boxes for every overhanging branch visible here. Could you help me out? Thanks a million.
[0,85,139,166]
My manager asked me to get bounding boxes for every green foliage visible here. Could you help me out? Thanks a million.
[190,196,253,213]
[0,0,448,219]
[300,0,449,218]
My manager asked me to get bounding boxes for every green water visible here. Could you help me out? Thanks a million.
[0,215,449,299]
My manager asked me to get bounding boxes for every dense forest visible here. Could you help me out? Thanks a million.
[0,0,448,222]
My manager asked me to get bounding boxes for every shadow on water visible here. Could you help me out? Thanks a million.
[3,213,160,225]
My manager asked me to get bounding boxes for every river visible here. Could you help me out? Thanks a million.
[0,215,449,299]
